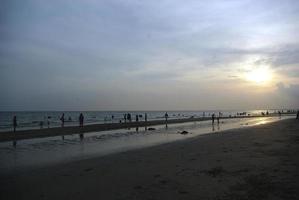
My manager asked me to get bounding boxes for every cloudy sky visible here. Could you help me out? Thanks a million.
[1,0,299,111]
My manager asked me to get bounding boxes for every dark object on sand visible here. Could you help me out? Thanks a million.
[148,128,156,131]
[180,131,189,135]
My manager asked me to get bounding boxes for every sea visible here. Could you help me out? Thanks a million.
[0,110,283,132]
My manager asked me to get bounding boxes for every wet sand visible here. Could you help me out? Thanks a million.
[1,118,299,200]
[0,114,288,142]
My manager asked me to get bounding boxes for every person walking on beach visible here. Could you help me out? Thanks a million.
[79,113,84,127]
[212,113,215,124]
[60,113,65,127]
[13,116,17,132]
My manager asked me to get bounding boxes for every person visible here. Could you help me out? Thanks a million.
[165,112,169,123]
[13,116,17,132]
[127,113,131,123]
[39,121,43,129]
[60,113,65,127]
[124,114,127,123]
[278,111,281,118]
[47,116,51,128]
[136,115,139,122]
[145,113,147,122]
[296,110,299,119]
[79,113,84,127]
[217,116,220,124]
[212,113,215,124]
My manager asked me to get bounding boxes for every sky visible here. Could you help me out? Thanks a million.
[0,0,299,111]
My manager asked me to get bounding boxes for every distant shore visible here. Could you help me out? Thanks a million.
[1,118,298,200]
[0,113,293,142]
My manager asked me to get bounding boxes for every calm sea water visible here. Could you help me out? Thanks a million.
[0,110,282,132]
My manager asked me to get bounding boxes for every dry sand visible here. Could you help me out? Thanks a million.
[1,118,299,200]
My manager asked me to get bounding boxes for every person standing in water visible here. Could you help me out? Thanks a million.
[13,116,17,132]
[165,112,169,124]
[60,113,65,127]
[79,113,84,127]
[212,113,215,124]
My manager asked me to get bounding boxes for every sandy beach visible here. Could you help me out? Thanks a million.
[0,118,298,199]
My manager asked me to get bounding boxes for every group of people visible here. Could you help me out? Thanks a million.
[122,112,168,124]
[60,113,84,127]
[11,110,299,132]
[11,113,85,132]
[211,113,221,124]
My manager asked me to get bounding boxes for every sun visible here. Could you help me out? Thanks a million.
[245,66,272,84]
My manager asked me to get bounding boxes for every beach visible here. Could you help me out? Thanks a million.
[1,118,298,199]
[0,114,292,142]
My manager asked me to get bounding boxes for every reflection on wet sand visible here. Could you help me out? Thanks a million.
[0,116,293,172]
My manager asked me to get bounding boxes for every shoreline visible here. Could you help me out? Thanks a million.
[1,118,298,199]
[0,114,292,142]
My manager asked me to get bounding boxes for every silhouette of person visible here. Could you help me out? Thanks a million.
[165,112,169,123]
[136,115,139,122]
[278,111,281,118]
[212,113,215,124]
[12,116,17,147]
[47,116,51,128]
[13,116,17,132]
[296,110,299,119]
[128,113,131,123]
[79,113,84,127]
[60,113,65,127]
[124,114,127,123]
[145,113,147,122]
[39,121,43,129]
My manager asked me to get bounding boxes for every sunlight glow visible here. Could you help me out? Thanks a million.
[246,66,272,84]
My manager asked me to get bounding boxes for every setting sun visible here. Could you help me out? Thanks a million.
[246,66,272,84]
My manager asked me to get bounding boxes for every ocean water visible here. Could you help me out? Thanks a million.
[0,110,283,132]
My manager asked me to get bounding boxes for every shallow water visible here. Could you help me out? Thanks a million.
[0,116,293,173]
[0,110,281,132]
